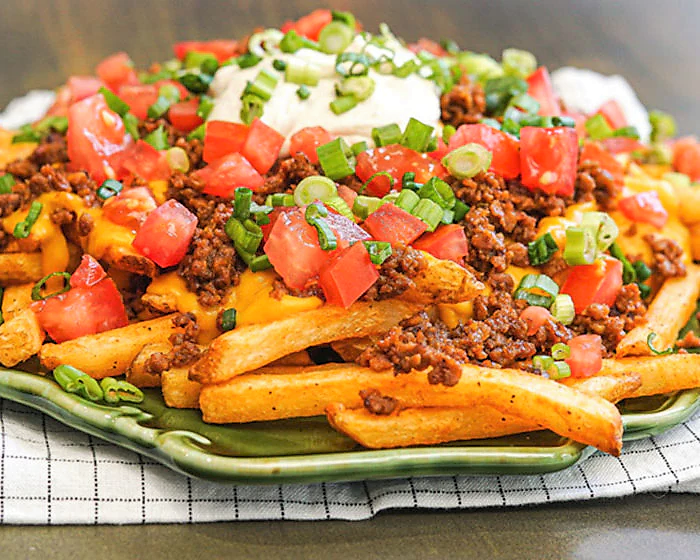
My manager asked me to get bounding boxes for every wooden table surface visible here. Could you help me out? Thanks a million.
[1,1,699,558]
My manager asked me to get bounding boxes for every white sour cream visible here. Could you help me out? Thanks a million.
[208,36,441,152]
[551,67,651,142]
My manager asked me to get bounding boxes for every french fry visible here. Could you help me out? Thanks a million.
[1,283,34,321]
[330,337,373,362]
[600,354,700,398]
[162,367,201,409]
[564,372,642,403]
[0,253,43,285]
[39,314,180,379]
[617,264,700,356]
[270,350,314,367]
[674,183,700,225]
[190,299,421,384]
[690,223,700,261]
[400,251,485,304]
[141,292,178,314]
[0,309,45,367]
[125,342,171,388]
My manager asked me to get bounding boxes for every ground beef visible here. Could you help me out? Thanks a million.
[168,172,220,222]
[540,255,569,280]
[462,206,507,274]
[644,234,687,278]
[613,283,648,331]
[145,313,202,373]
[575,161,620,211]
[440,80,486,128]
[139,119,205,169]
[677,331,700,349]
[77,212,95,236]
[256,154,321,202]
[362,246,427,301]
[0,192,24,218]
[0,229,9,251]
[29,132,69,167]
[360,389,397,415]
[50,207,76,226]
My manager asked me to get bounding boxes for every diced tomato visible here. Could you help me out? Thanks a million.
[408,38,448,57]
[102,186,157,230]
[412,224,468,265]
[337,185,358,209]
[362,203,428,245]
[319,242,379,308]
[596,100,627,129]
[153,79,190,102]
[361,173,395,197]
[167,99,203,133]
[289,127,333,164]
[288,9,333,41]
[324,210,372,249]
[264,207,329,289]
[562,111,587,140]
[117,84,158,120]
[96,52,138,92]
[673,137,700,181]
[194,153,264,197]
[67,93,132,184]
[618,191,669,229]
[173,40,241,63]
[202,121,249,163]
[579,142,624,185]
[67,76,104,104]
[240,119,285,174]
[31,256,128,343]
[355,144,447,193]
[565,334,604,378]
[132,199,198,268]
[428,137,450,161]
[520,126,579,195]
[601,137,645,154]
[447,124,520,179]
[519,306,554,336]
[561,257,623,313]
[115,140,171,181]
[526,67,561,116]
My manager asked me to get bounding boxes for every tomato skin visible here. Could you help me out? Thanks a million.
[601,137,645,154]
[194,153,264,197]
[115,140,171,182]
[412,224,468,265]
[447,124,520,179]
[173,40,241,62]
[519,306,554,336]
[96,52,138,92]
[132,199,198,268]
[596,100,627,129]
[323,210,372,249]
[526,67,560,116]
[355,145,447,192]
[319,242,379,308]
[408,38,448,57]
[289,127,332,164]
[67,76,104,103]
[520,126,579,195]
[579,142,624,185]
[362,203,428,246]
[203,121,249,163]
[240,119,285,174]
[337,185,358,209]
[102,186,157,230]
[565,334,604,378]
[288,9,333,41]
[428,137,450,161]
[562,111,587,140]
[168,99,203,133]
[67,94,133,184]
[70,254,107,288]
[561,257,623,314]
[673,137,700,181]
[618,191,669,229]
[117,84,158,120]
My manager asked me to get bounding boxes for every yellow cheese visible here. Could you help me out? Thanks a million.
[0,129,37,167]
[82,209,138,260]
[536,201,598,249]
[612,211,692,266]
[149,180,169,205]
[438,301,473,329]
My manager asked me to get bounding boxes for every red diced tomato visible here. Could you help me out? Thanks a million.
[67,76,104,103]
[618,191,669,229]
[264,207,329,289]
[96,52,138,92]
[288,9,333,41]
[173,40,241,62]
[673,137,700,181]
[67,93,133,184]
[102,186,157,230]
[412,224,468,265]
[565,334,604,378]
[447,124,520,179]
[168,99,203,133]
[194,153,264,197]
[520,126,579,195]
[362,203,428,245]
[117,84,158,120]
[240,119,285,174]
[289,127,333,164]
[519,306,554,336]
[428,137,450,161]
[153,80,190,102]
[203,121,249,163]
[337,185,358,209]
[361,173,394,197]
[526,67,560,116]
[601,137,645,154]
[562,111,587,140]
[408,38,448,57]
[115,140,171,181]
[319,242,379,307]
[579,142,624,185]
[355,144,447,191]
[561,257,623,313]
[324,210,372,249]
[132,199,198,268]
[596,100,627,129]
[31,255,128,343]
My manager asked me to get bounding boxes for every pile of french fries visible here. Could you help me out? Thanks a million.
[1,145,699,457]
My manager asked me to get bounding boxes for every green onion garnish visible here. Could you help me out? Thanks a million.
[331,10,356,28]
[187,123,206,141]
[353,195,383,220]
[528,232,559,266]
[532,355,554,372]
[53,365,104,402]
[243,69,279,101]
[236,53,263,69]
[305,203,337,251]
[266,193,295,207]
[318,21,354,54]
[417,177,455,209]
[411,198,443,232]
[234,187,253,221]
[184,51,219,75]
[394,189,420,213]
[359,171,395,195]
[548,361,571,380]
[613,126,640,139]
[166,147,190,173]
[225,217,263,254]
[100,377,145,404]
[197,96,215,120]
[273,59,288,72]
[31,271,72,301]
[249,254,272,272]
[585,113,614,140]
[393,59,420,78]
[350,141,368,156]
[550,294,575,325]
[508,93,540,115]
[13,201,43,239]
[12,125,41,144]
[297,85,311,100]
[372,123,402,147]
[501,48,537,80]
[316,138,355,180]
[400,118,435,152]
[442,143,493,179]
[294,175,338,206]
[280,30,320,53]
[324,195,354,221]
[285,59,321,86]
[580,211,619,251]
[0,173,15,194]
[179,72,213,94]
[335,52,371,77]
[551,342,571,360]
[240,94,265,124]
[452,200,469,223]
[144,125,169,150]
[484,75,528,116]
[336,76,375,101]
[633,261,651,283]
[98,87,130,117]
[563,226,598,266]
[330,96,358,115]
[442,125,457,144]
[35,115,69,134]
[123,113,140,139]
[646,332,676,356]
[221,308,237,331]
[363,241,392,265]
[96,179,124,200]
[514,273,559,307]
[649,110,677,143]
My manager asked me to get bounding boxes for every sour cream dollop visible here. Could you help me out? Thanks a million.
[208,36,441,151]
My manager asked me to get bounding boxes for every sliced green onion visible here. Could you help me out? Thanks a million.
[273,59,287,72]
[551,294,575,325]
[147,96,171,119]
[165,147,190,173]
[240,94,265,125]
[548,361,571,380]
[483,76,528,116]
[580,211,619,251]
[442,125,457,144]
[363,241,392,265]
[35,115,69,134]
[280,30,320,53]
[235,53,263,69]
[508,93,540,115]
[646,332,676,356]
[197,96,215,120]
[296,85,311,100]
[160,83,182,101]
[633,261,651,283]
[411,198,443,232]
[144,125,169,150]
[221,308,237,331]
[100,377,144,404]
[639,283,652,299]
[649,110,677,143]
[532,355,554,372]
[184,51,219,74]
[266,193,295,207]
[98,87,130,117]
[514,273,559,307]
[456,52,504,81]
[97,179,123,200]
[551,342,571,360]
[372,123,402,147]
[395,189,420,213]
[243,69,278,101]
[53,365,104,402]
[317,138,355,180]
[353,195,382,220]
[285,59,321,86]
[331,10,356,28]
[31,271,71,301]
[0,173,15,194]
[330,95,358,115]
[249,201,273,225]
[11,125,41,144]
[393,59,420,78]
[179,72,213,94]
[585,113,613,140]
[318,21,354,54]
[441,208,455,225]
[418,177,455,209]
[400,118,435,152]
[336,76,375,101]
[528,232,559,266]
[359,171,395,195]
[187,123,206,141]
[442,143,493,179]
[234,187,253,220]
[609,241,636,284]
[481,118,502,131]
[350,141,368,156]
[225,217,264,254]
[248,28,284,57]
[563,226,598,265]
[452,200,469,223]
[613,126,639,139]
[501,48,537,80]
[13,201,43,239]
[123,113,140,139]
[324,195,354,220]
[381,192,400,206]
[305,203,337,250]
[335,52,371,77]
[249,254,272,272]
[294,175,338,206]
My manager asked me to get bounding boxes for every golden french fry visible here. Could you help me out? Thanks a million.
[102,247,157,278]
[142,292,178,314]
[600,354,700,398]
[190,299,421,384]
[690,223,700,261]
[1,283,34,321]
[330,337,373,362]
[162,367,201,409]
[270,350,314,367]
[617,264,700,356]
[0,253,43,285]
[564,372,643,403]
[674,183,700,225]
[39,314,180,379]
[125,342,171,388]
[0,309,45,367]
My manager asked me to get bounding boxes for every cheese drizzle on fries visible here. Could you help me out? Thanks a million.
[1,9,699,457]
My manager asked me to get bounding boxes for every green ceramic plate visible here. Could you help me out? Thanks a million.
[0,366,698,484]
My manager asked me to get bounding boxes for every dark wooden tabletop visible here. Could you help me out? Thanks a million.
[1,1,699,558]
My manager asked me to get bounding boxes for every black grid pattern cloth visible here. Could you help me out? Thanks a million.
[1,398,699,524]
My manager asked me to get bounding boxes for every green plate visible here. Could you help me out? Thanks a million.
[0,367,698,484]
